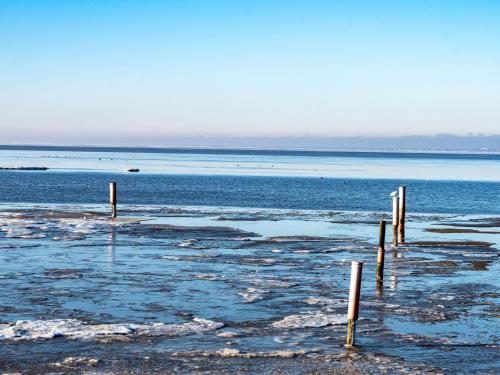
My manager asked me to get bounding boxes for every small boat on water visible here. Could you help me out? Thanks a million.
[124,168,140,172]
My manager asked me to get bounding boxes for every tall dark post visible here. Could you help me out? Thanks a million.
[376,220,386,281]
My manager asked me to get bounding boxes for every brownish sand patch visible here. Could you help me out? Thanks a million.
[408,241,493,247]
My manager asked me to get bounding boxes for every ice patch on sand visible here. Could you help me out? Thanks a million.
[0,214,131,242]
[162,255,183,261]
[178,238,206,249]
[239,287,269,303]
[53,356,100,368]
[271,313,345,329]
[245,278,295,289]
[304,297,343,306]
[2,223,42,239]
[195,273,220,281]
[0,318,223,341]
[173,348,321,358]
[216,330,240,338]
[463,253,496,258]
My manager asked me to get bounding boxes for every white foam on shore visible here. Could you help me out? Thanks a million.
[0,318,223,341]
[162,255,183,261]
[1,220,46,239]
[271,313,345,329]
[178,238,206,249]
[245,278,295,289]
[0,214,132,241]
[304,297,344,306]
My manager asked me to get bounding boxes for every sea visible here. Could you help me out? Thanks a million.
[0,146,498,374]
[0,147,499,213]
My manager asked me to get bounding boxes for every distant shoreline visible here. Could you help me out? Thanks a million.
[1,144,499,159]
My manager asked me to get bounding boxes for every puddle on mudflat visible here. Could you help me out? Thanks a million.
[0,204,498,374]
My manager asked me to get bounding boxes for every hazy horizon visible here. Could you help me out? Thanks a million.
[2,133,500,152]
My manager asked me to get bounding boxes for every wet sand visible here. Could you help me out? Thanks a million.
[0,206,498,374]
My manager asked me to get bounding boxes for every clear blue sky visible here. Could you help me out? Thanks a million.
[0,0,499,145]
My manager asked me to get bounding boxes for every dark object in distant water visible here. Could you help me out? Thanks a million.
[124,168,140,172]
[0,166,48,170]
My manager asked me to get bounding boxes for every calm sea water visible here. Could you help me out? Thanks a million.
[0,147,499,214]
[1,172,499,214]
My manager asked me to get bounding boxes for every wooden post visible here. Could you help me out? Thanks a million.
[391,191,398,245]
[346,261,363,347]
[109,182,117,218]
[376,220,386,280]
[398,186,406,244]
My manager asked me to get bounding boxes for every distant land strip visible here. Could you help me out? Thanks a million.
[1,144,500,160]
[1,134,499,154]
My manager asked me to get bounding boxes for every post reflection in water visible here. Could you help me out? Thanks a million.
[107,225,116,265]
[376,278,383,297]
[389,248,400,290]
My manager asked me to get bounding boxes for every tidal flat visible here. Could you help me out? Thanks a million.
[0,205,498,374]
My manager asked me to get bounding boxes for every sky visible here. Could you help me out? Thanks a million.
[0,0,499,145]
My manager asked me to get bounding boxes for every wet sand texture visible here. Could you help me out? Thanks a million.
[0,207,498,374]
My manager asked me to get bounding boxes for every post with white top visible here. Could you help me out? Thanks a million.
[391,191,399,245]
[346,261,363,347]
[109,182,117,218]
[398,186,406,244]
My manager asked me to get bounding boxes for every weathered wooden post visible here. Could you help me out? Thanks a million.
[376,220,386,280]
[398,186,406,243]
[109,182,117,218]
[391,191,398,245]
[346,261,363,347]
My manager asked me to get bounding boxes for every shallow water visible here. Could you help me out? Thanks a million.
[2,148,500,217]
[1,171,499,215]
[0,204,498,374]
[0,148,499,373]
